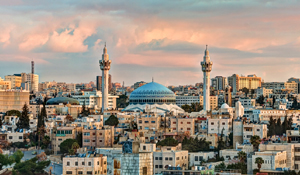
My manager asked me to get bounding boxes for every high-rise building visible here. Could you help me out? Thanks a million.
[5,75,22,88]
[201,45,213,111]
[227,74,261,93]
[288,77,300,93]
[99,44,111,113]
[96,74,112,91]
[211,76,227,90]
[20,73,39,92]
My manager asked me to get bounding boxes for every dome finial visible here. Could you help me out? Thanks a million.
[152,77,154,82]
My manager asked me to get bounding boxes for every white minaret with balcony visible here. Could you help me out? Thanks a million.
[99,44,111,113]
[201,45,213,111]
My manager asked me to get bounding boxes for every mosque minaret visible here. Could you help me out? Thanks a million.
[99,44,111,113]
[201,45,213,111]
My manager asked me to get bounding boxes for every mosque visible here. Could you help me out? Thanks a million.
[122,81,184,114]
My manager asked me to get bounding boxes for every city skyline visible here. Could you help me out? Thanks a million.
[1,0,300,86]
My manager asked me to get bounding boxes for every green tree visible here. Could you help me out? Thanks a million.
[241,87,249,97]
[288,116,293,130]
[105,115,119,126]
[17,103,30,130]
[13,157,50,175]
[291,97,299,110]
[181,104,192,113]
[182,137,210,152]
[59,139,78,155]
[267,116,276,136]
[217,128,225,151]
[0,116,2,128]
[214,162,226,170]
[42,135,51,149]
[272,96,276,108]
[6,110,21,117]
[238,151,247,163]
[12,150,24,164]
[157,137,178,147]
[255,157,264,172]
[0,153,15,170]
[116,94,129,108]
[276,117,282,135]
[256,95,265,106]
[76,133,83,147]
[38,97,47,129]
[250,135,261,152]
[282,115,289,134]
[81,101,90,116]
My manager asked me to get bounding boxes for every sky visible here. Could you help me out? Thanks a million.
[1,0,300,86]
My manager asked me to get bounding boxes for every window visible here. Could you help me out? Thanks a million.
[87,171,92,174]
[155,157,158,160]
[139,120,142,123]
[84,132,90,136]
[143,146,146,150]
[165,157,168,161]
[195,156,198,161]
[296,164,299,170]
[66,171,72,174]
[75,162,78,166]
[151,121,156,123]
[159,165,163,168]
[155,165,158,168]
[104,161,106,164]
[97,161,99,165]
[173,122,176,124]
[187,122,191,124]
[9,136,12,139]
[295,148,300,152]
[84,139,90,142]
[78,172,83,174]
[211,122,214,125]
[222,122,225,125]
[58,139,62,141]
[100,133,102,136]
[187,128,191,130]
[169,157,173,160]
[82,162,85,165]
[144,121,149,123]
[176,157,179,160]
[88,162,91,166]
[19,136,22,139]
[67,162,70,166]
[159,157,162,160]
[257,129,260,131]
[142,167,147,175]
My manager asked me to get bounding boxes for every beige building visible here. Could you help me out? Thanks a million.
[138,113,162,131]
[0,77,11,90]
[52,126,79,154]
[169,117,195,135]
[63,153,107,175]
[207,118,232,136]
[256,87,273,98]
[82,126,114,150]
[251,151,287,173]
[7,132,24,143]
[228,74,262,93]
[5,75,22,89]
[189,152,215,167]
[200,95,218,110]
[0,90,29,113]
[284,81,298,93]
[153,149,188,174]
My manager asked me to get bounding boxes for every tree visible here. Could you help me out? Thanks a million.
[181,104,192,113]
[12,150,24,164]
[288,116,293,130]
[276,117,282,135]
[268,116,276,136]
[36,152,47,161]
[238,151,247,163]
[0,153,15,170]
[250,135,261,152]
[116,94,129,109]
[6,110,21,117]
[81,101,89,116]
[256,95,265,106]
[76,133,83,147]
[38,97,47,129]
[13,157,50,175]
[217,128,225,151]
[282,115,289,134]
[17,103,30,130]
[272,96,276,108]
[241,87,249,97]
[59,139,78,155]
[105,115,119,126]
[157,137,179,147]
[175,131,190,143]
[42,135,51,149]
[71,142,80,154]
[0,116,2,128]
[291,97,299,110]
[255,157,264,172]
[182,137,210,152]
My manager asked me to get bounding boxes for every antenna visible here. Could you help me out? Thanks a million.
[31,61,34,93]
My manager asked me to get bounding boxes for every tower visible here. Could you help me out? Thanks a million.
[201,45,213,111]
[31,61,34,93]
[99,44,111,113]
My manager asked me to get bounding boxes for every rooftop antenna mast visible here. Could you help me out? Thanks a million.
[31,60,34,93]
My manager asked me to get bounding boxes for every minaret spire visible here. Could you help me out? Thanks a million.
[99,44,111,113]
[201,45,213,112]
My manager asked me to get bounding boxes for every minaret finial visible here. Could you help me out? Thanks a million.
[105,42,106,47]
[152,77,154,82]
[206,45,208,50]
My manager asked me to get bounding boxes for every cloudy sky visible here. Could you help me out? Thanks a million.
[1,0,300,86]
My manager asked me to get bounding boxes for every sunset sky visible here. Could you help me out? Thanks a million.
[1,0,300,86]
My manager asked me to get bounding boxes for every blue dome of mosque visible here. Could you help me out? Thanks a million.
[129,82,176,105]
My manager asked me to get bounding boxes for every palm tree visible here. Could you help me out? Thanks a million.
[255,157,264,172]
[250,135,261,152]
[238,151,247,163]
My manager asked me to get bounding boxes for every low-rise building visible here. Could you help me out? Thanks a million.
[82,126,114,150]
[63,153,107,175]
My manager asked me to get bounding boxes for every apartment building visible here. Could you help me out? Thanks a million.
[63,153,107,175]
[153,150,188,174]
[228,74,261,93]
[169,117,195,134]
[256,87,273,98]
[188,152,215,167]
[0,77,11,90]
[207,118,232,136]
[253,109,286,123]
[7,132,24,143]
[4,75,22,89]
[0,90,29,113]
[137,114,161,131]
[238,97,256,108]
[200,96,218,110]
[211,76,227,91]
[52,126,79,154]
[82,126,114,150]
